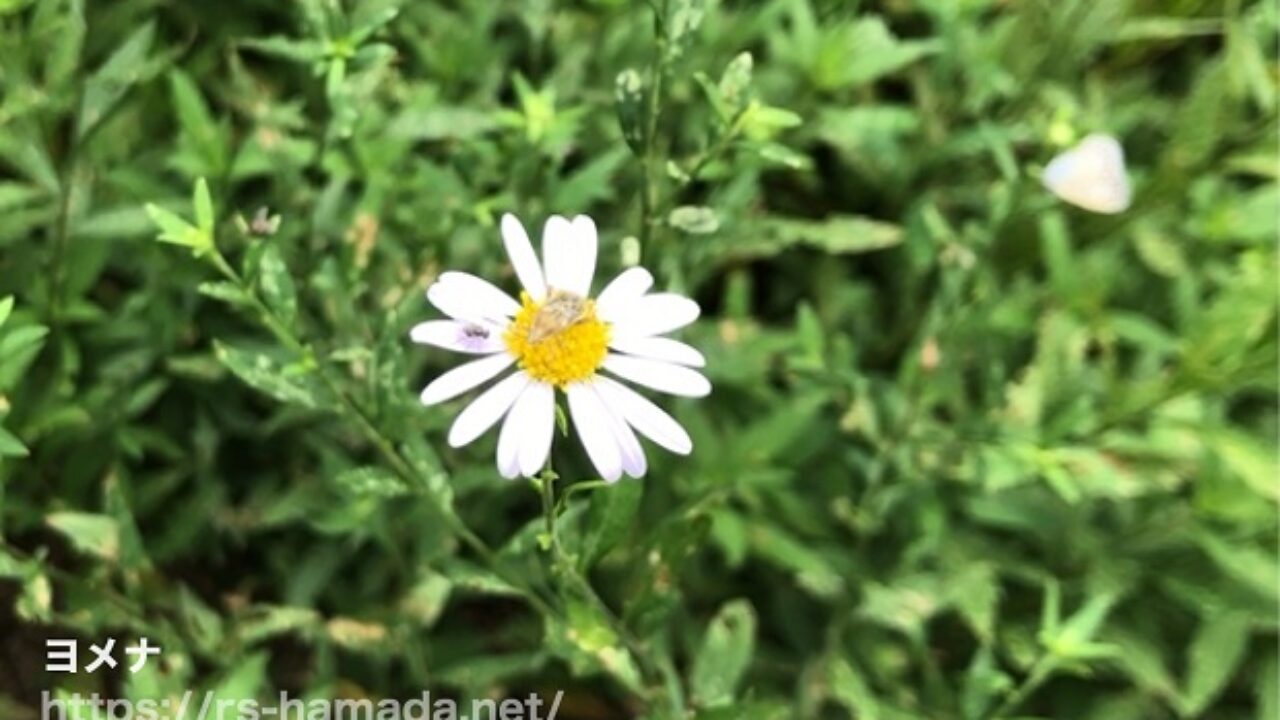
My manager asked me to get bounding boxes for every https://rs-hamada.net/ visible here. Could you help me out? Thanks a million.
[41,690,566,720]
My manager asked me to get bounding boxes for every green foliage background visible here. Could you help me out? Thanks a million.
[0,0,1276,718]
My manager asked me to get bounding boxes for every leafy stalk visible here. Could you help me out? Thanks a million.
[637,0,671,259]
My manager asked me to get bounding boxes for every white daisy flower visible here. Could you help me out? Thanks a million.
[411,214,709,482]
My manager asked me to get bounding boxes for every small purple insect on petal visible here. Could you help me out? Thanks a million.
[455,322,493,352]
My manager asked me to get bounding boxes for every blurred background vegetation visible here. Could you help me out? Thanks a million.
[0,0,1276,718]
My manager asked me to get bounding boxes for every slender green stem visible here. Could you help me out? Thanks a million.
[539,467,559,555]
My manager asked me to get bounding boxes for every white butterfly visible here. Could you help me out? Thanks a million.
[1042,133,1132,214]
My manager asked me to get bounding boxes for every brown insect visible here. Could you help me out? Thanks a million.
[527,288,589,343]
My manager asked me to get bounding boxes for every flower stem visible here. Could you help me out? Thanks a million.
[538,465,560,555]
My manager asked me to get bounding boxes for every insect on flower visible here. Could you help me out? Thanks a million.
[410,213,709,482]
[527,289,589,343]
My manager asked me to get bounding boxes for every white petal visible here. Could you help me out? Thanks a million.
[517,382,556,477]
[596,267,654,321]
[498,445,520,479]
[448,371,531,448]
[410,319,506,355]
[419,354,515,406]
[427,272,519,321]
[501,213,546,301]
[603,354,711,398]
[496,387,532,479]
[560,215,598,297]
[567,383,623,482]
[594,383,646,478]
[594,375,692,455]
[608,294,700,337]
[609,335,705,367]
[541,216,575,292]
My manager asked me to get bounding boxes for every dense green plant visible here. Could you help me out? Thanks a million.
[0,0,1275,718]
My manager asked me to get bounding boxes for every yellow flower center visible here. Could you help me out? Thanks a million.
[504,291,609,387]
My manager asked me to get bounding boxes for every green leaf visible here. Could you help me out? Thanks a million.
[210,652,268,701]
[16,572,51,622]
[551,146,629,210]
[235,605,322,645]
[814,18,938,90]
[176,584,224,655]
[1110,628,1178,701]
[748,523,843,599]
[690,600,757,708]
[1196,530,1279,604]
[0,0,34,16]
[387,105,498,142]
[715,52,753,120]
[761,215,903,255]
[0,296,12,328]
[739,103,802,141]
[546,599,644,694]
[170,71,228,175]
[349,0,400,44]
[442,559,528,599]
[668,205,721,235]
[615,69,646,154]
[0,324,49,364]
[0,546,28,580]
[46,511,121,561]
[193,177,214,237]
[213,341,328,410]
[827,656,882,720]
[0,323,48,390]
[1180,612,1251,716]
[1168,61,1228,171]
[326,617,390,652]
[197,281,252,308]
[144,202,193,240]
[0,183,46,213]
[1256,653,1278,720]
[240,36,326,64]
[256,244,298,324]
[1203,429,1279,502]
[332,466,409,499]
[0,325,48,392]
[77,22,157,140]
[665,0,706,61]
[400,572,452,628]
[0,425,28,457]
[860,577,943,642]
[580,479,642,568]
[1044,592,1119,661]
[400,437,454,511]
[145,202,209,255]
[961,646,1011,720]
